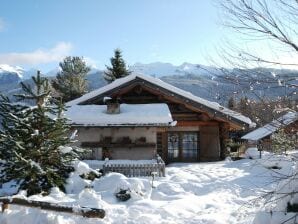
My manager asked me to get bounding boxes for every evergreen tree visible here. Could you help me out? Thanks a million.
[104,49,131,83]
[237,96,250,117]
[52,56,90,102]
[0,71,79,196]
[227,97,235,109]
[271,128,296,154]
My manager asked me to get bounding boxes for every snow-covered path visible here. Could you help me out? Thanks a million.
[0,159,285,224]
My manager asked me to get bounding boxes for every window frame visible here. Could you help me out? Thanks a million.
[167,131,199,162]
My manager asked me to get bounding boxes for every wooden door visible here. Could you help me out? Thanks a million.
[200,126,220,161]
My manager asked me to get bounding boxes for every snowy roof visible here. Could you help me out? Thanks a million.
[65,103,174,127]
[66,73,254,128]
[241,112,298,141]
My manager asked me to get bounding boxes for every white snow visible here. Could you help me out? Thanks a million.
[29,160,45,173]
[245,147,271,159]
[1,156,296,224]
[66,73,255,128]
[242,111,298,141]
[59,146,73,154]
[0,64,24,78]
[70,130,78,140]
[65,103,174,126]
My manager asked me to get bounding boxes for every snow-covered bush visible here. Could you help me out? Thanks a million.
[115,188,131,201]
[253,152,298,223]
[245,147,260,159]
[245,147,271,159]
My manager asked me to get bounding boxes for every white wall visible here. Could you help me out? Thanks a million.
[71,127,157,160]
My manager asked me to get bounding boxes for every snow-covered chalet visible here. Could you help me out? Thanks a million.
[66,74,254,163]
[242,111,298,150]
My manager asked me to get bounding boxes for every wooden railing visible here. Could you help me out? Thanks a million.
[103,162,165,177]
[99,156,165,177]
[83,156,166,177]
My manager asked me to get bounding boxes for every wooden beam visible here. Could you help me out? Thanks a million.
[176,121,219,127]
[0,197,105,219]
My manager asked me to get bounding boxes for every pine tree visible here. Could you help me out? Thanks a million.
[104,48,131,83]
[227,97,235,109]
[0,71,79,196]
[271,128,296,154]
[237,96,251,117]
[52,56,90,102]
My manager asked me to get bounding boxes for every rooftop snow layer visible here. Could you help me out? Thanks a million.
[242,111,298,141]
[66,74,254,127]
[65,103,174,126]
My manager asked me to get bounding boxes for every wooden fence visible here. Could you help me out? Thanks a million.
[102,162,165,177]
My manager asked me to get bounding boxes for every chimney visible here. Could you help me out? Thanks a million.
[104,97,120,114]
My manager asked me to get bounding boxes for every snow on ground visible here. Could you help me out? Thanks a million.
[0,156,295,224]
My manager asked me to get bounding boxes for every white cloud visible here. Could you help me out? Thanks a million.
[0,42,73,66]
[83,57,99,69]
[0,18,5,32]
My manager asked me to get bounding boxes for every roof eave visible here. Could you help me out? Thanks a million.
[68,75,253,128]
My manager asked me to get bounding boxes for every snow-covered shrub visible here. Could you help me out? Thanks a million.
[73,160,102,181]
[80,171,102,181]
[115,188,131,201]
[77,188,104,208]
[245,147,271,159]
[92,173,150,201]
[245,147,261,159]
[253,153,298,223]
[65,161,101,194]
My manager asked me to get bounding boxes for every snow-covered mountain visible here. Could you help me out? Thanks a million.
[130,62,216,77]
[0,65,23,92]
[0,64,24,78]
[0,62,297,105]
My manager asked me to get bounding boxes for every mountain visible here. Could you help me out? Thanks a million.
[130,62,217,78]
[0,65,23,92]
[0,62,297,105]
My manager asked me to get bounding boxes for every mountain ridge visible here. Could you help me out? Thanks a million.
[0,62,297,104]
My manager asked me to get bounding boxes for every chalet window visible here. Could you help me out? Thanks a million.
[167,132,199,161]
[168,133,179,159]
[182,133,198,159]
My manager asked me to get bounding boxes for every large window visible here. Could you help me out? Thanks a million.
[168,133,179,159]
[168,132,199,161]
[182,133,198,159]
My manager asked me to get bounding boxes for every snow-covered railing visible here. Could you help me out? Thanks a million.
[84,156,166,177]
[103,162,165,177]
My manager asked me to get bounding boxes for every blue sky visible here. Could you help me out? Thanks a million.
[0,0,226,71]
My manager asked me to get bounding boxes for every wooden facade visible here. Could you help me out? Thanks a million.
[69,75,251,163]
